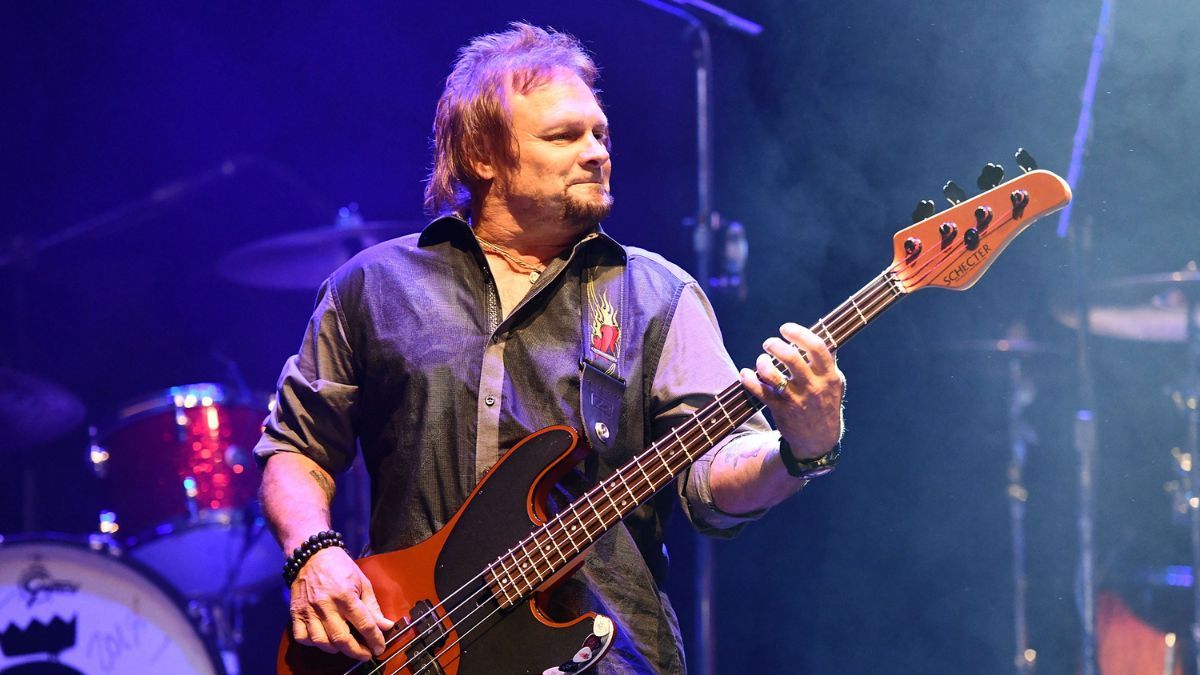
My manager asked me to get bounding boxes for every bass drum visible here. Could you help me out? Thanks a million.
[0,536,224,674]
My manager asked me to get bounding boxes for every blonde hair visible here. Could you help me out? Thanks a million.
[424,22,599,217]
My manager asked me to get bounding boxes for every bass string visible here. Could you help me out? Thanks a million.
[359,270,905,673]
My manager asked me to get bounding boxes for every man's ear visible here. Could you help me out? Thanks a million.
[472,159,496,181]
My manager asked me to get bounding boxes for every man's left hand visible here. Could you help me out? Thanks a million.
[739,323,844,459]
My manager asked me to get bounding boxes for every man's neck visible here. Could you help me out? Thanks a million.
[470,202,589,261]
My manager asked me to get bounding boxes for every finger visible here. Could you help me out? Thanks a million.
[762,337,814,385]
[338,594,387,657]
[304,618,335,654]
[360,579,396,633]
[754,353,789,395]
[314,600,372,661]
[740,367,770,401]
[291,617,309,645]
[780,323,835,375]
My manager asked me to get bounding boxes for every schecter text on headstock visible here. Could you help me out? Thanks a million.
[941,243,993,285]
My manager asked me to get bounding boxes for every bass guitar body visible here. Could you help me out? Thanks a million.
[278,426,615,675]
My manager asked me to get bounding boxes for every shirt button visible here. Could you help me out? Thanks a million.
[484,395,496,407]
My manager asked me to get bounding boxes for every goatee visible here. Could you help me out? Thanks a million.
[562,190,614,228]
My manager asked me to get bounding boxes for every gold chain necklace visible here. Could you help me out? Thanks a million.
[475,236,546,284]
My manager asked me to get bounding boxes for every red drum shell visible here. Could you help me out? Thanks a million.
[94,383,265,539]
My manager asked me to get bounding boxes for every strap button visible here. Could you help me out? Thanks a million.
[484,395,496,407]
[594,422,610,441]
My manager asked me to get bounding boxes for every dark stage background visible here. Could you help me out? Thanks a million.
[3,1,1198,673]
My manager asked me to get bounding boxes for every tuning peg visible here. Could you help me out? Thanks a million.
[977,163,1005,190]
[943,181,966,206]
[911,199,936,224]
[1015,148,1038,173]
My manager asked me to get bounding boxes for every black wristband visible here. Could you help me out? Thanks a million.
[282,529,346,586]
[778,437,841,479]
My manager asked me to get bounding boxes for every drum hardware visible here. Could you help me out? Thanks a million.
[215,204,422,291]
[189,595,248,675]
[937,326,1057,674]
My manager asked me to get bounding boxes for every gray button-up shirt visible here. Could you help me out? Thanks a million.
[256,216,776,673]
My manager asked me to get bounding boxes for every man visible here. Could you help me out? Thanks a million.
[257,22,844,673]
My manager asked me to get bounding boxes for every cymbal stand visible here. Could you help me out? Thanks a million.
[191,594,246,675]
[1007,353,1037,674]
[1184,287,1200,675]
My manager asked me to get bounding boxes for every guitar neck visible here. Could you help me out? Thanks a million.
[486,268,905,605]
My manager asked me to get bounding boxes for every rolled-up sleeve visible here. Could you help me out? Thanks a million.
[651,282,775,538]
[254,279,359,475]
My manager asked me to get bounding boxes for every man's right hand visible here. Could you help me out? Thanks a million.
[289,546,396,661]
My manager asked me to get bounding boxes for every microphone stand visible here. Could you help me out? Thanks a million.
[634,3,761,674]
[1057,3,1115,673]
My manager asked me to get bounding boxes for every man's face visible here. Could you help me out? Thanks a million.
[496,69,613,229]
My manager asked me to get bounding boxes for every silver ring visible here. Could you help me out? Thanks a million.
[770,373,789,395]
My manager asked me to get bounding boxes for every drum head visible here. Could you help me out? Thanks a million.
[0,537,224,674]
[128,511,283,598]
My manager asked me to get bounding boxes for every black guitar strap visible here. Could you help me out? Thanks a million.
[578,244,628,452]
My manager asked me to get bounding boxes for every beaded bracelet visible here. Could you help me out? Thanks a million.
[282,530,346,585]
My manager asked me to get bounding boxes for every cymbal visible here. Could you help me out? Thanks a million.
[216,220,422,291]
[0,368,86,453]
[1056,266,1200,343]
[1056,303,1199,343]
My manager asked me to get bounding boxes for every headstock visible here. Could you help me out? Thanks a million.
[892,166,1070,293]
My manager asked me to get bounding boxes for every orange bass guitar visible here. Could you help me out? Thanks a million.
[279,166,1072,675]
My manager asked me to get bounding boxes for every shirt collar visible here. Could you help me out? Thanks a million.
[418,215,625,261]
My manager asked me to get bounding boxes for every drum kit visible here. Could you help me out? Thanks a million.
[943,262,1200,673]
[0,210,419,674]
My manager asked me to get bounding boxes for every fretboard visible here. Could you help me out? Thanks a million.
[485,268,905,607]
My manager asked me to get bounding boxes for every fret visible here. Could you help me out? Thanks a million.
[529,533,555,578]
[489,564,517,606]
[848,296,869,324]
[617,472,639,509]
[715,395,737,429]
[494,551,518,595]
[505,546,536,595]
[632,456,656,493]
[516,540,544,592]
[694,417,715,447]
[671,427,696,462]
[652,442,673,474]
[583,491,606,531]
[542,526,569,565]
[815,317,837,349]
[566,503,592,544]
[597,476,626,515]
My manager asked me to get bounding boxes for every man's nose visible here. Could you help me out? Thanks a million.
[580,134,610,166]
